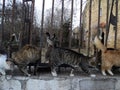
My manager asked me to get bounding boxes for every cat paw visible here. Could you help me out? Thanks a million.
[99,36,102,40]
[51,72,57,77]
[90,74,96,77]
[0,72,6,76]
[70,73,74,77]
[107,70,114,76]
[28,74,31,77]
[102,71,107,76]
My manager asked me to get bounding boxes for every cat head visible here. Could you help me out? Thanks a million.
[46,32,58,47]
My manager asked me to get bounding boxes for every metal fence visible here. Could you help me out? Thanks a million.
[0,0,119,57]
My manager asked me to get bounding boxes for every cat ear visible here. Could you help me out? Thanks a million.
[46,32,50,38]
[51,33,56,40]
[46,32,53,46]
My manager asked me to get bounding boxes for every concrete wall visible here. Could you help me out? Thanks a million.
[0,75,120,90]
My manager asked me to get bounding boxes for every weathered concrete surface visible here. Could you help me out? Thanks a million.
[0,76,21,90]
[0,75,120,90]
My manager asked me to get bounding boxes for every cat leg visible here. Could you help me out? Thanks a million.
[21,68,31,76]
[107,69,114,76]
[80,62,90,74]
[0,69,6,75]
[34,64,37,75]
[101,69,106,76]
[51,67,57,76]
[19,65,31,76]
[70,69,74,77]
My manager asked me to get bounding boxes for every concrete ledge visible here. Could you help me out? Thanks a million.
[0,75,120,90]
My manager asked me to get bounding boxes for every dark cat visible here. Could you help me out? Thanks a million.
[45,32,93,76]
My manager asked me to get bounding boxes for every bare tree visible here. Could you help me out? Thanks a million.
[44,7,71,34]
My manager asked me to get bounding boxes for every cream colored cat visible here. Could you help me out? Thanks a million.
[94,36,120,76]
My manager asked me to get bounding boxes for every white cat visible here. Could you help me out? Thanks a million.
[0,54,13,75]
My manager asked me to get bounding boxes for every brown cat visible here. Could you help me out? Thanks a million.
[94,36,120,76]
[11,44,41,76]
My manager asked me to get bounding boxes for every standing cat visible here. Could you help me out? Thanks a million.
[46,32,92,76]
[94,36,120,76]
[11,44,41,76]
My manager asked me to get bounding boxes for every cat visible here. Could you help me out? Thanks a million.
[45,32,93,76]
[94,36,120,76]
[0,54,14,75]
[11,44,41,76]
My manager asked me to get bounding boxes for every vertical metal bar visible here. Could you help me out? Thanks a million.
[40,0,45,48]
[105,0,109,46]
[114,0,118,49]
[19,0,24,48]
[87,0,92,56]
[60,0,64,47]
[51,0,54,34]
[39,0,45,64]
[97,0,101,36]
[78,0,83,52]
[30,0,35,44]
[105,0,115,46]
[20,0,25,48]
[95,0,101,66]
[26,2,29,19]
[26,2,30,44]
[69,0,74,48]
[11,0,16,34]
[1,0,5,45]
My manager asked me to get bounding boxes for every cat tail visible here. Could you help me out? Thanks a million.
[94,36,107,52]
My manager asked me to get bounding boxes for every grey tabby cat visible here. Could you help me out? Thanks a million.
[46,32,92,76]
